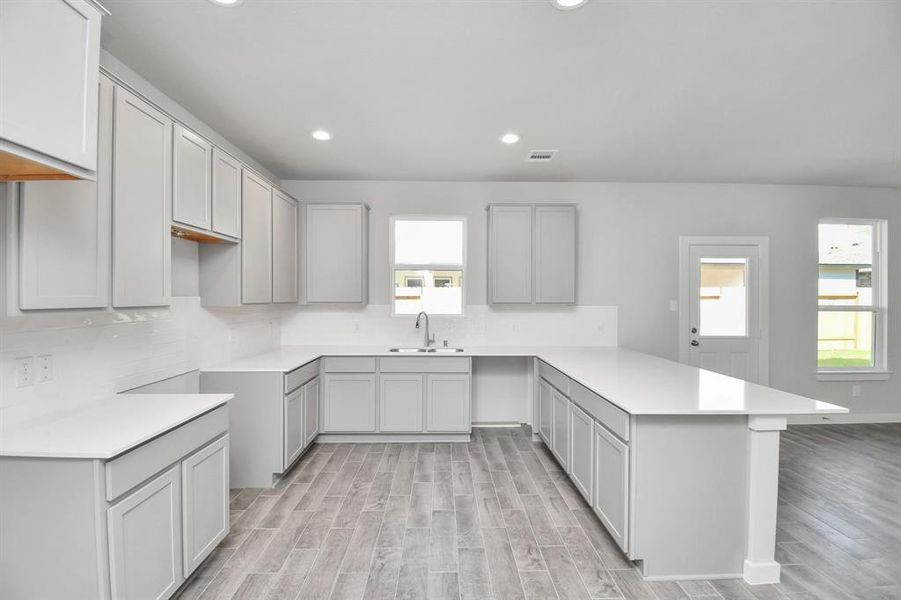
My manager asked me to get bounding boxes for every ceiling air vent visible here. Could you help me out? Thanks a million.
[526,149,558,163]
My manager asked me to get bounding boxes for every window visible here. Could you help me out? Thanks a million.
[817,219,888,378]
[390,216,465,315]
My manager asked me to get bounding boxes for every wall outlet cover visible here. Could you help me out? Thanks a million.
[16,356,34,388]
[37,355,53,383]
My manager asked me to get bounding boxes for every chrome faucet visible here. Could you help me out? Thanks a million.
[415,311,436,348]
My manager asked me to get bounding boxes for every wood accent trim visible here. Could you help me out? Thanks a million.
[0,150,80,181]
[171,224,233,245]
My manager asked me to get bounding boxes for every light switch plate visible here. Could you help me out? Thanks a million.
[37,355,53,383]
[16,356,34,387]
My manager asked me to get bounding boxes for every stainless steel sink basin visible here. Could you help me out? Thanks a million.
[428,348,464,353]
[389,347,430,353]
[388,347,464,353]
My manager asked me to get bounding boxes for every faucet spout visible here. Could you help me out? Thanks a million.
[415,311,433,347]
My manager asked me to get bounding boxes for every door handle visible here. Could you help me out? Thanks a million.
[690,340,700,347]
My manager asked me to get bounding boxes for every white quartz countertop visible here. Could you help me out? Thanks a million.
[203,346,847,417]
[0,393,232,459]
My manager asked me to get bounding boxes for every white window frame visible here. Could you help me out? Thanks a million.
[816,218,891,381]
[389,215,467,317]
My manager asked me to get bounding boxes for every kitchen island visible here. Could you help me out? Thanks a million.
[203,345,846,585]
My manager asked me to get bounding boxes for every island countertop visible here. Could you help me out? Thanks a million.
[202,346,847,417]
[0,393,232,459]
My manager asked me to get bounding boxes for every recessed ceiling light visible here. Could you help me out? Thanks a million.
[500,132,521,145]
[552,0,588,9]
[311,130,332,142]
[208,0,243,6]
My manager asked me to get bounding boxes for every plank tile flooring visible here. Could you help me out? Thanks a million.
[178,424,901,600]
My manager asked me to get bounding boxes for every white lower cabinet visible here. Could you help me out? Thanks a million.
[181,436,229,575]
[108,465,183,600]
[593,422,630,553]
[538,378,553,445]
[302,376,320,447]
[380,374,424,432]
[323,374,376,432]
[284,388,305,468]
[568,402,593,503]
[551,389,569,470]
[426,374,471,432]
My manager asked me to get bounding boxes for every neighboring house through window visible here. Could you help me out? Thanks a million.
[390,216,465,315]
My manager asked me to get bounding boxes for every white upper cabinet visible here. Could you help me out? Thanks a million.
[0,0,104,178]
[303,203,369,304]
[18,74,113,310]
[172,125,212,231]
[488,205,533,304]
[211,148,241,239]
[272,189,299,303]
[112,87,172,308]
[534,205,576,304]
[240,170,272,304]
[488,204,576,305]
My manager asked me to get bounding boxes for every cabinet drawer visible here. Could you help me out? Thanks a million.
[571,381,630,442]
[538,361,570,396]
[322,357,377,373]
[105,405,228,502]
[285,360,320,393]
[379,356,471,373]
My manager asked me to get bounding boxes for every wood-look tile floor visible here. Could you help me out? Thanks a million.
[177,424,901,600]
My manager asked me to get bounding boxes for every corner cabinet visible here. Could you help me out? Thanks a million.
[0,0,105,179]
[323,374,377,432]
[303,203,369,304]
[488,204,576,305]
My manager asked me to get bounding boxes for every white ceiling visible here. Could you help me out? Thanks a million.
[100,0,901,186]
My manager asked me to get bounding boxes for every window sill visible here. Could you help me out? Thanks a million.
[816,370,893,382]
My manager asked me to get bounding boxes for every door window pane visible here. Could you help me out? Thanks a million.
[817,310,874,368]
[699,258,747,336]
[818,223,874,306]
[394,269,463,315]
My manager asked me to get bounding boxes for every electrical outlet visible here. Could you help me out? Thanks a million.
[16,356,34,388]
[37,355,53,383]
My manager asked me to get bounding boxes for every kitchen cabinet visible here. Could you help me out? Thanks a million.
[323,374,377,432]
[488,205,532,303]
[108,465,183,600]
[240,170,272,304]
[380,374,423,432]
[17,74,113,310]
[568,401,593,502]
[488,204,576,305]
[426,374,471,432]
[551,388,569,470]
[303,376,320,447]
[112,87,172,308]
[593,422,629,553]
[303,203,369,304]
[284,387,304,468]
[211,148,241,238]
[538,378,553,445]
[181,436,229,575]
[272,189,299,303]
[534,205,576,303]
[172,125,212,231]
[0,0,105,179]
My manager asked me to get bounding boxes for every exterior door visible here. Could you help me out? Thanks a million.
[681,239,767,383]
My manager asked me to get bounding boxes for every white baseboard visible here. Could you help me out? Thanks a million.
[471,421,522,428]
[316,433,471,443]
[742,559,780,585]
[788,413,901,425]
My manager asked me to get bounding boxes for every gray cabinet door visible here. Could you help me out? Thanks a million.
[211,148,241,238]
[172,125,212,230]
[272,190,299,303]
[108,465,183,600]
[534,205,576,304]
[0,0,101,171]
[18,74,112,310]
[551,390,569,470]
[488,205,533,303]
[568,402,593,503]
[380,374,423,432]
[322,374,376,432]
[284,388,304,468]
[240,170,272,304]
[112,87,172,308]
[538,378,553,445]
[303,376,320,447]
[182,435,229,576]
[593,422,629,553]
[304,204,367,303]
[426,374,471,432]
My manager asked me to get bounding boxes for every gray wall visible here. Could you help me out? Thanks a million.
[283,180,901,418]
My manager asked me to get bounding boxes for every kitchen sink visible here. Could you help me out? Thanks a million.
[389,347,430,353]
[388,347,465,353]
[428,347,464,353]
